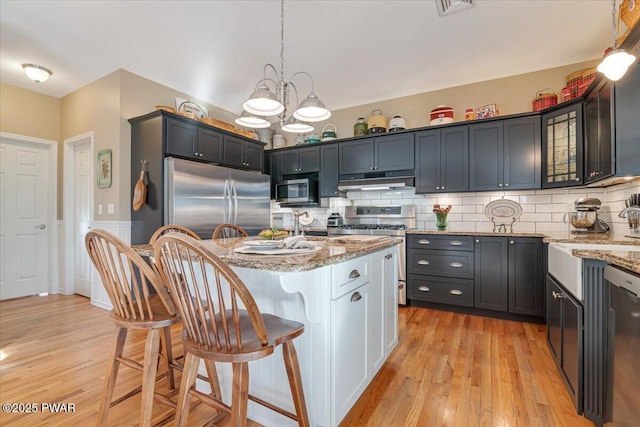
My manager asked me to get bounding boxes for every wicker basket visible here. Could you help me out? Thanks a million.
[532,90,558,112]
[560,87,572,103]
[200,117,235,132]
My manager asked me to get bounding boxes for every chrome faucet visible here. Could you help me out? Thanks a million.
[619,206,640,235]
[293,210,310,236]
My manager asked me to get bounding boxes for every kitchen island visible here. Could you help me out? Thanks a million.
[134,236,401,427]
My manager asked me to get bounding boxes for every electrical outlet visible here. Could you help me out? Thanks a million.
[107,203,114,214]
[98,204,103,215]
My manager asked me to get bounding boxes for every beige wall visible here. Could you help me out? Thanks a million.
[282,59,599,145]
[0,83,62,217]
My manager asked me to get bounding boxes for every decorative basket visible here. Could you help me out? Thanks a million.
[566,70,584,99]
[532,89,558,112]
[200,117,235,132]
[561,87,572,103]
[578,68,598,96]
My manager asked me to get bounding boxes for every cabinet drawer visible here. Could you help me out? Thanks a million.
[332,256,370,299]
[408,275,473,307]
[407,234,474,251]
[408,249,474,279]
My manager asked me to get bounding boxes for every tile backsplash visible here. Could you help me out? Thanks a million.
[271,180,640,236]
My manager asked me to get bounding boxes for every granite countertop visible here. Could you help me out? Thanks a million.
[406,229,546,238]
[572,249,640,275]
[405,229,640,273]
[133,236,402,273]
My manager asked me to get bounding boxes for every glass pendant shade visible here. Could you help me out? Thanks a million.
[293,93,331,122]
[597,49,636,81]
[235,111,272,129]
[281,115,314,133]
[22,64,52,83]
[242,84,284,116]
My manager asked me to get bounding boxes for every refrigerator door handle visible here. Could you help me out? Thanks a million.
[223,179,230,223]
[232,180,239,224]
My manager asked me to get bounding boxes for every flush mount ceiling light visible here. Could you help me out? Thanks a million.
[436,0,476,17]
[21,63,52,83]
[238,0,330,133]
[597,0,637,81]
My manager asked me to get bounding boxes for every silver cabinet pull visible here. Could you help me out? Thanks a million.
[418,286,430,292]
[418,239,430,245]
[450,289,463,296]
[475,239,480,243]
[351,292,362,302]
[510,240,514,244]
[505,183,509,187]
[450,262,463,268]
[349,269,361,279]
[450,241,463,246]
[552,291,565,299]
[498,183,503,187]
[418,260,430,265]
[34,224,46,230]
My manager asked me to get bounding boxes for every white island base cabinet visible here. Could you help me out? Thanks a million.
[195,246,399,427]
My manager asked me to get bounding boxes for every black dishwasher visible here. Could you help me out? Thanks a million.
[605,265,640,426]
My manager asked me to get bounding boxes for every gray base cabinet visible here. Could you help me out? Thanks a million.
[546,274,583,413]
[406,233,544,320]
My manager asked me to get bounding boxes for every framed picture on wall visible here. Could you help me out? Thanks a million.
[97,149,112,188]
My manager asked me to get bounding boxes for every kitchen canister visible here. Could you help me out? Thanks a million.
[367,109,387,134]
[295,134,306,145]
[465,108,475,120]
[305,132,320,144]
[388,115,406,131]
[429,105,455,125]
[272,134,285,148]
[354,117,368,136]
[321,124,337,141]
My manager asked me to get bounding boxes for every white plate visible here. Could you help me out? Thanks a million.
[243,240,281,250]
[484,199,523,224]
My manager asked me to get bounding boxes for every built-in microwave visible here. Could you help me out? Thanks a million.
[275,178,319,206]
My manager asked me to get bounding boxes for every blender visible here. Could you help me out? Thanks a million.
[564,198,610,233]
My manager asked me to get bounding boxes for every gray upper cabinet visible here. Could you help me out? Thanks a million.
[165,116,199,159]
[542,103,583,188]
[584,62,640,183]
[279,146,320,175]
[339,133,414,175]
[320,144,342,198]
[197,127,224,163]
[415,127,468,194]
[469,116,541,191]
[223,135,264,171]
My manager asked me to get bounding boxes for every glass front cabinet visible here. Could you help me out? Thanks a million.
[542,102,583,188]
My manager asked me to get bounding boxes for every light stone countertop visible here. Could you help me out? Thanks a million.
[133,236,402,273]
[405,229,640,273]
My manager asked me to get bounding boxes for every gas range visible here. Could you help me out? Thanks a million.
[327,223,407,236]
[326,205,415,237]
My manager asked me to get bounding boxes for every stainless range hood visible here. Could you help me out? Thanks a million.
[338,175,414,191]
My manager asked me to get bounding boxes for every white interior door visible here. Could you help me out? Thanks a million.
[0,140,50,300]
[73,142,92,297]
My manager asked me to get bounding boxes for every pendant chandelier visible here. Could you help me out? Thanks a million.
[235,0,330,133]
[597,0,637,81]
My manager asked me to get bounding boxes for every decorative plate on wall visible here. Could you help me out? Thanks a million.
[484,199,523,224]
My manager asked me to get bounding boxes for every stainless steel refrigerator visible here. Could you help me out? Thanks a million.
[165,157,270,238]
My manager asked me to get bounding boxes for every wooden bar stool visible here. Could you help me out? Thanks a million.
[212,223,249,239]
[153,233,310,427]
[149,224,201,245]
[85,229,180,427]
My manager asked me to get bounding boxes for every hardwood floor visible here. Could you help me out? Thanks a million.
[0,295,592,426]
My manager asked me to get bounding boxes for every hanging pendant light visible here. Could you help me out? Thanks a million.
[235,111,272,128]
[597,0,637,81]
[239,0,330,130]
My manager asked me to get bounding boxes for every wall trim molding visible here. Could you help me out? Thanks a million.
[89,220,131,310]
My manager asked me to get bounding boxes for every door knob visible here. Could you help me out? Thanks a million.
[34,224,46,230]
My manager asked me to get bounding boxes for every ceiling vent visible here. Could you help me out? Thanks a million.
[436,0,476,16]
